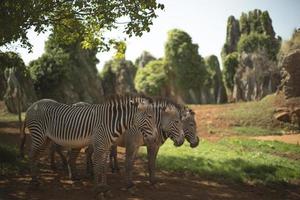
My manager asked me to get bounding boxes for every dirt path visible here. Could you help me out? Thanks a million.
[1,124,300,200]
[252,134,300,145]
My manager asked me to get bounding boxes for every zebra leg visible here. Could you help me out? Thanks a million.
[85,145,94,178]
[67,148,81,180]
[49,142,57,170]
[125,143,139,191]
[93,146,111,198]
[147,144,160,186]
[49,143,68,171]
[56,145,68,170]
[29,135,50,187]
[109,145,119,173]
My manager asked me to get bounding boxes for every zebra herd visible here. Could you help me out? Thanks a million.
[20,94,199,199]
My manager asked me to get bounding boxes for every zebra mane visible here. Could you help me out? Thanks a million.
[152,96,184,111]
[104,93,153,104]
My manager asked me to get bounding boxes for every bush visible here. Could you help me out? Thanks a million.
[237,32,280,60]
[135,60,167,96]
[223,52,239,91]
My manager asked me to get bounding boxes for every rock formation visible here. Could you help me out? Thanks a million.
[232,51,280,101]
[222,9,281,102]
[101,59,136,95]
[0,52,37,113]
[279,50,300,99]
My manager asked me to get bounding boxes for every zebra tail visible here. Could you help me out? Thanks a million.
[19,118,27,158]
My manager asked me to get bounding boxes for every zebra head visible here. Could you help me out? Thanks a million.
[181,107,199,148]
[161,105,185,147]
[131,98,158,144]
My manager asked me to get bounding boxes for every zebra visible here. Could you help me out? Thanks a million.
[50,100,187,180]
[181,107,199,148]
[85,98,188,190]
[49,101,91,179]
[106,105,199,191]
[20,95,158,198]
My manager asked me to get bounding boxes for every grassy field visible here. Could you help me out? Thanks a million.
[140,138,300,185]
[192,94,299,136]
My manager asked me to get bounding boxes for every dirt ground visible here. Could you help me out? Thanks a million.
[1,105,300,200]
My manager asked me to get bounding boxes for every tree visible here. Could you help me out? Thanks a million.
[135,60,167,96]
[237,32,280,60]
[164,29,206,103]
[135,51,156,68]
[29,27,104,103]
[205,55,227,103]
[223,52,239,92]
[0,0,164,50]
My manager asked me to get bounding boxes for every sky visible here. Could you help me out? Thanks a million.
[2,0,300,71]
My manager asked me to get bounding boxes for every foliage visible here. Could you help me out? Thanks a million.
[223,52,239,91]
[113,41,127,60]
[280,29,300,56]
[221,16,240,57]
[164,29,207,99]
[0,52,31,84]
[0,0,164,51]
[28,22,103,103]
[140,138,300,185]
[29,38,71,95]
[237,32,280,60]
[135,59,167,96]
[204,55,221,88]
[135,51,156,68]
[239,10,275,37]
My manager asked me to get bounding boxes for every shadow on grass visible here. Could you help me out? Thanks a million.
[154,154,298,186]
[0,143,28,176]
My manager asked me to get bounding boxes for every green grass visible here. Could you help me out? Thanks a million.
[0,111,25,122]
[0,142,28,176]
[220,94,293,134]
[140,138,300,185]
[222,95,277,127]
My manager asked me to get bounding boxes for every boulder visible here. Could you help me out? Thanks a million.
[280,50,300,99]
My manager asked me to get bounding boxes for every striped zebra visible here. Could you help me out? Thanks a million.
[108,104,199,191]
[85,98,188,190]
[49,101,91,179]
[181,107,199,148]
[20,95,158,197]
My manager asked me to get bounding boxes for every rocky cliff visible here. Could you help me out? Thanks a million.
[101,59,137,95]
[222,9,281,102]
[0,52,37,113]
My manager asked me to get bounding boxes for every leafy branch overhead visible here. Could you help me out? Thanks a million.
[0,0,164,51]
